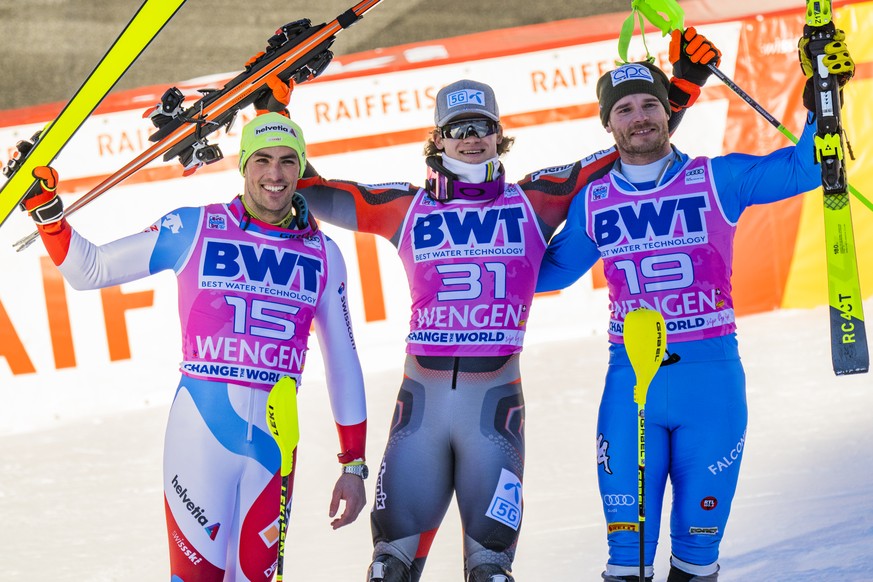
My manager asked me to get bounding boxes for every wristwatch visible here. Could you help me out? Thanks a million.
[342,463,369,479]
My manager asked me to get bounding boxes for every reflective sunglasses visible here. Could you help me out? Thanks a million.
[439,118,499,140]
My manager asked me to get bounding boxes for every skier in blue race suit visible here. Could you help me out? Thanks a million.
[533,30,855,582]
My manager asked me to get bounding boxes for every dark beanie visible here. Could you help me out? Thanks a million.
[596,61,671,127]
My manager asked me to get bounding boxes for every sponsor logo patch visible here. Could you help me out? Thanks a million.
[485,468,522,530]
[446,88,485,109]
[207,214,227,230]
[597,433,612,475]
[603,494,636,507]
[162,212,183,234]
[374,460,388,510]
[610,63,655,86]
[684,167,706,185]
[591,183,609,201]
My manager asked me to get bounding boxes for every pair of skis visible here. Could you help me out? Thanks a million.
[804,0,868,375]
[629,0,868,375]
[4,0,384,252]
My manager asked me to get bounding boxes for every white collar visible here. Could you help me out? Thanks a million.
[441,155,501,183]
[617,150,676,185]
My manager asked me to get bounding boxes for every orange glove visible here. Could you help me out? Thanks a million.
[668,27,722,112]
[254,75,293,117]
[669,27,721,86]
[23,166,64,224]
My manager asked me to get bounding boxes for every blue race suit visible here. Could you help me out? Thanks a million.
[535,114,820,574]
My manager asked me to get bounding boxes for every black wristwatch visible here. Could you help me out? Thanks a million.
[342,463,369,479]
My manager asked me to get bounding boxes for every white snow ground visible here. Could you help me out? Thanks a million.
[1,300,871,582]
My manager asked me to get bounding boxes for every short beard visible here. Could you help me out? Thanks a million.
[614,123,670,158]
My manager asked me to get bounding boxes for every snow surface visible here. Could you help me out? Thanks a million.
[0,300,871,581]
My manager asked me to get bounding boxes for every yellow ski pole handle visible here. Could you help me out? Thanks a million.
[625,308,666,407]
[267,376,300,477]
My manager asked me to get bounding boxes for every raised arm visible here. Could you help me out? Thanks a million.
[298,163,417,246]
[713,113,821,222]
[15,165,192,289]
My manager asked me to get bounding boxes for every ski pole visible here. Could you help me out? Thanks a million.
[623,308,667,582]
[266,376,300,582]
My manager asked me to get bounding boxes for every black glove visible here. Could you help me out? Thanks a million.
[798,28,854,111]
[670,27,721,86]
[668,27,722,112]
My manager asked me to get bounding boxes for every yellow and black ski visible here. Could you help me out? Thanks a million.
[805,0,868,375]
[0,0,187,229]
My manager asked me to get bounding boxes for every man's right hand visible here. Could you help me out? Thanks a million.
[2,133,64,225]
[23,165,64,225]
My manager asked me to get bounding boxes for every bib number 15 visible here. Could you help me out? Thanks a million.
[225,296,300,340]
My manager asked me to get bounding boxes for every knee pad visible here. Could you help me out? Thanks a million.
[468,563,514,582]
[368,554,411,582]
